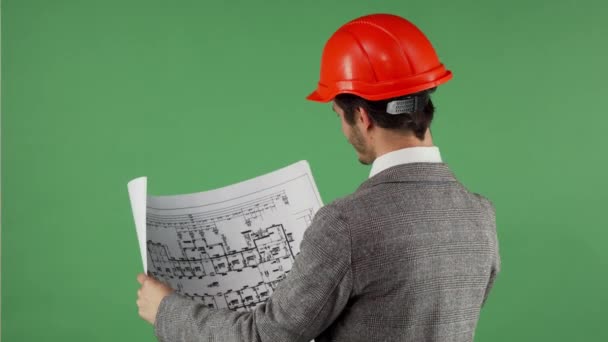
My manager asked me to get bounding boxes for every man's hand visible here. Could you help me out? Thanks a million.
[136,273,174,325]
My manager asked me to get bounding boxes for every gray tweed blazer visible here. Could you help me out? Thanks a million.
[154,162,500,342]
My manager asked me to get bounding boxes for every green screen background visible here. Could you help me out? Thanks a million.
[3,0,607,340]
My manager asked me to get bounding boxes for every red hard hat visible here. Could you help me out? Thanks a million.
[307,14,452,102]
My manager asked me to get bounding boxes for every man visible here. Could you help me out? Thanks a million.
[136,13,500,342]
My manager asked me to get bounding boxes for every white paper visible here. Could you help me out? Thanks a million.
[128,176,148,272]
[128,160,323,311]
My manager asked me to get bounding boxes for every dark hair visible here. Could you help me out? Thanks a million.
[334,89,436,140]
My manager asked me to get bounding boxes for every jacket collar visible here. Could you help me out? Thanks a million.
[358,162,457,191]
[369,146,442,178]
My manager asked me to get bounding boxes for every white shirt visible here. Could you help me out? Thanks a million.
[369,146,443,178]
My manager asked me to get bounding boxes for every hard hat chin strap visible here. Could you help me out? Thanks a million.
[386,89,435,115]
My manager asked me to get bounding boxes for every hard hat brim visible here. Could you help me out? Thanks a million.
[306,90,329,103]
[305,69,452,103]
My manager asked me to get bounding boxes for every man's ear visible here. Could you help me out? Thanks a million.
[356,106,373,130]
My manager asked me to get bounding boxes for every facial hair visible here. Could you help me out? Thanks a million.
[349,125,373,165]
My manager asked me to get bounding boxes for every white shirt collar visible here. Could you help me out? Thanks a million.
[369,146,442,178]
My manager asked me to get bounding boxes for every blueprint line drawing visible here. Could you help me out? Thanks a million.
[128,160,323,312]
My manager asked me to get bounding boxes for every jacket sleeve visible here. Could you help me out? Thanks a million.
[153,204,353,342]
[481,199,501,307]
[482,248,500,307]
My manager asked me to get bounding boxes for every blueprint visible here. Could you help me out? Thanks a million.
[128,160,323,311]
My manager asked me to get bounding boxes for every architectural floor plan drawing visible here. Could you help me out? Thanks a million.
[128,161,323,312]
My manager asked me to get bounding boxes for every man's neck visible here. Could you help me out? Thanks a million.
[372,129,435,159]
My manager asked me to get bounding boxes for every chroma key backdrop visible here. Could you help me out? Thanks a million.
[2,0,608,341]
